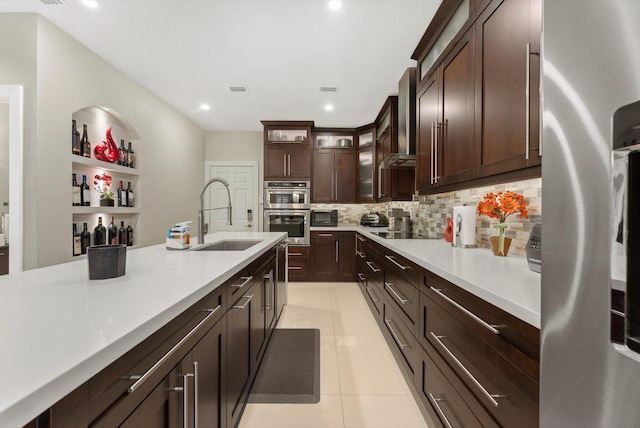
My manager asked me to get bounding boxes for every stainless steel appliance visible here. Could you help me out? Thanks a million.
[263,181,311,245]
[263,180,310,210]
[360,211,388,227]
[311,209,338,227]
[380,67,417,168]
[525,217,541,273]
[541,1,640,426]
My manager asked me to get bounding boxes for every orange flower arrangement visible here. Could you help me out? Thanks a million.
[477,191,528,223]
[477,191,528,256]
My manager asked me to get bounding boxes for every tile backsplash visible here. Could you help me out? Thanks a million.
[311,177,541,257]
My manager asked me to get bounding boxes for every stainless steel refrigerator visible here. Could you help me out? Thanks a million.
[541,0,640,426]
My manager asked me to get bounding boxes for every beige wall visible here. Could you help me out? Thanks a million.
[0,14,206,269]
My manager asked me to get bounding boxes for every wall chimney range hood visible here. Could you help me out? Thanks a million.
[381,67,417,168]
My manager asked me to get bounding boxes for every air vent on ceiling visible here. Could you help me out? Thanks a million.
[229,86,248,92]
[320,87,338,92]
[40,0,69,5]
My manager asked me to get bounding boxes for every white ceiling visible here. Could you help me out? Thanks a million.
[0,0,440,131]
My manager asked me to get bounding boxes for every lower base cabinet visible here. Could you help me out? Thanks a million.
[28,246,281,428]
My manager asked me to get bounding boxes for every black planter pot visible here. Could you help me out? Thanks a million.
[99,198,115,207]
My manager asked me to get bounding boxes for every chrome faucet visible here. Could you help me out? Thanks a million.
[198,177,232,242]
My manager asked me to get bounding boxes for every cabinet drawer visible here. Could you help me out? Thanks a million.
[382,298,419,381]
[288,246,310,281]
[384,267,420,334]
[424,294,539,427]
[355,258,367,287]
[423,270,539,362]
[229,250,275,302]
[383,249,419,285]
[421,345,498,428]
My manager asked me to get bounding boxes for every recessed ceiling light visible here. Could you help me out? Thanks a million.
[324,104,334,112]
[81,0,99,8]
[320,86,338,92]
[328,1,342,11]
[229,86,248,92]
[200,103,211,111]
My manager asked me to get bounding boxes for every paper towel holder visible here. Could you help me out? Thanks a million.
[452,205,478,249]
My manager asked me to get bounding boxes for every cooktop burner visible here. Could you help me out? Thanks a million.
[370,231,428,239]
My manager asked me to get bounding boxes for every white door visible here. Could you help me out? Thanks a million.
[204,161,259,233]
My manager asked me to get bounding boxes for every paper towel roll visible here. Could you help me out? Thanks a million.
[452,206,477,248]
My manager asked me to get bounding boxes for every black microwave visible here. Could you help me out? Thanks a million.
[311,210,338,226]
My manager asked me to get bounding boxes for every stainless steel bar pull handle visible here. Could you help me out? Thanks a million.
[428,393,453,428]
[430,332,504,407]
[335,240,339,263]
[385,318,409,349]
[385,254,410,270]
[318,233,333,237]
[525,42,531,160]
[366,286,379,302]
[357,272,365,281]
[232,294,254,310]
[193,361,199,428]
[385,282,410,304]
[430,287,500,334]
[232,275,253,289]
[283,155,287,176]
[366,261,381,273]
[356,250,365,259]
[288,154,291,176]
[128,305,221,393]
[430,121,435,184]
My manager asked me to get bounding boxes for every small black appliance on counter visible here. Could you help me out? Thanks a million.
[525,217,541,273]
[311,209,338,227]
[360,212,389,227]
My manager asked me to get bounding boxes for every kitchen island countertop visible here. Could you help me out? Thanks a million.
[311,225,540,329]
[0,231,286,428]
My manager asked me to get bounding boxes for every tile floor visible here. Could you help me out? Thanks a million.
[239,281,432,428]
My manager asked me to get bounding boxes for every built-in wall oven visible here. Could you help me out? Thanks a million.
[263,181,310,245]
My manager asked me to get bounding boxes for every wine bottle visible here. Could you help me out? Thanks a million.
[81,124,91,158]
[80,222,91,254]
[72,173,81,206]
[80,175,90,206]
[72,224,81,256]
[94,216,106,245]
[118,221,127,245]
[108,216,118,245]
[72,120,81,156]
[118,139,128,166]
[117,180,126,207]
[127,142,135,168]
[126,223,134,247]
[126,181,134,207]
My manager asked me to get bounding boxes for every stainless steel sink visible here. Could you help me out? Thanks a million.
[192,240,262,251]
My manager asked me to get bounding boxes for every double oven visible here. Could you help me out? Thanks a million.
[263,181,310,245]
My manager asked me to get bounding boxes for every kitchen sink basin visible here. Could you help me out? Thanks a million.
[192,239,262,251]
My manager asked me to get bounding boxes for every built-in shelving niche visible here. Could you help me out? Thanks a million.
[71,106,142,256]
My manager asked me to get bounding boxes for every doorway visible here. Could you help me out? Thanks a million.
[204,161,259,233]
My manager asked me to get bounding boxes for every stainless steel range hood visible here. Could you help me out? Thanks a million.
[381,67,416,168]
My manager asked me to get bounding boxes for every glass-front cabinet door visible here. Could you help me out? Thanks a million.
[356,128,375,202]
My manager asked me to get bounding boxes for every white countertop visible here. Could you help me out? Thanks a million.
[0,231,286,428]
[311,225,541,329]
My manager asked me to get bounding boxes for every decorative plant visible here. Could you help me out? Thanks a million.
[477,191,528,255]
[93,172,114,200]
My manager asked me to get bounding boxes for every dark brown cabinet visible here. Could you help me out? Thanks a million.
[420,271,539,427]
[474,0,542,178]
[312,148,356,203]
[0,246,8,275]
[287,245,311,281]
[416,29,475,193]
[414,0,541,194]
[310,231,355,281]
[262,121,313,181]
[375,97,415,201]
[356,126,376,203]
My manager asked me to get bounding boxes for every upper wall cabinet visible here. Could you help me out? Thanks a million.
[262,121,313,181]
[416,29,475,194]
[413,0,541,194]
[474,0,542,177]
[312,129,356,203]
[375,97,415,202]
[356,125,376,203]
